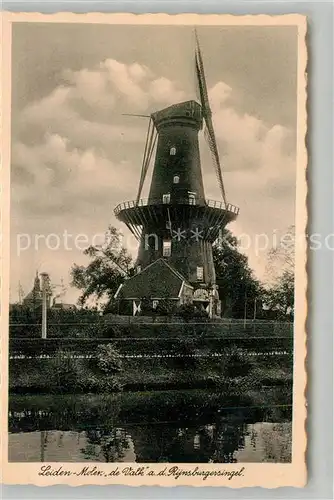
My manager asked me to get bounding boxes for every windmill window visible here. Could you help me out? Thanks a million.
[136,265,141,274]
[196,266,204,281]
[152,300,159,309]
[188,192,196,205]
[170,147,176,156]
[162,193,171,204]
[163,240,172,257]
[173,175,180,184]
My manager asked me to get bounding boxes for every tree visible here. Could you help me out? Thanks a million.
[264,270,294,319]
[70,226,133,308]
[9,303,39,324]
[264,225,295,319]
[266,225,295,281]
[213,229,264,318]
[9,303,42,337]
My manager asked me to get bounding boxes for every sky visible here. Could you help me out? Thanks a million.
[10,22,298,304]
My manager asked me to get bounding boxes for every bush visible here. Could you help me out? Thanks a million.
[224,347,254,378]
[96,344,122,374]
[154,300,171,316]
[43,345,123,394]
[84,372,123,393]
[46,350,85,393]
[171,338,199,370]
[176,303,209,321]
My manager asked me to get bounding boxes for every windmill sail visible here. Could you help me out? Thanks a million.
[135,117,157,204]
[195,31,227,205]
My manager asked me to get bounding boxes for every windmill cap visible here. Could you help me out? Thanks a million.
[151,100,203,131]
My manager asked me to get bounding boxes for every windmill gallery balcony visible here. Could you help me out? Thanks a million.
[114,197,239,215]
[114,197,239,243]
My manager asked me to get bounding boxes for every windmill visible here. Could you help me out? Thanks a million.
[114,31,239,317]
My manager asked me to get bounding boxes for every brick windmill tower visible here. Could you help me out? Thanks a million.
[114,32,239,317]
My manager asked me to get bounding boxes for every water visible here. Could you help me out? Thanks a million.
[8,390,292,463]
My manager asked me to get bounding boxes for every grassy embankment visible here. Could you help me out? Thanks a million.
[9,349,292,395]
[9,319,293,394]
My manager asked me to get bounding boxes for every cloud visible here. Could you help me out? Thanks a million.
[63,67,115,111]
[12,57,191,220]
[11,132,136,218]
[203,80,296,193]
[100,59,149,110]
[202,81,296,281]
[209,81,233,110]
[149,77,185,104]
[128,62,152,82]
[18,85,143,146]
[15,57,185,155]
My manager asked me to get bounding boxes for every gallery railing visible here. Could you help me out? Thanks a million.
[114,198,240,216]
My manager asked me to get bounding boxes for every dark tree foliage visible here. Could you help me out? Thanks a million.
[9,303,40,324]
[70,226,134,307]
[263,270,294,320]
[213,229,264,318]
[9,303,42,336]
[176,303,209,321]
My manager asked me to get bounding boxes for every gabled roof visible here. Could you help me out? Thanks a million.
[158,258,189,282]
[115,258,192,300]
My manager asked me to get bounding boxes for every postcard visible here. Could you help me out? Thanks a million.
[1,12,307,488]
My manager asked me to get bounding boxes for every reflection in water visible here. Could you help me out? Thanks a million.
[8,391,292,463]
[82,428,131,462]
[129,420,249,463]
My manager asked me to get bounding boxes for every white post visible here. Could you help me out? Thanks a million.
[41,273,48,339]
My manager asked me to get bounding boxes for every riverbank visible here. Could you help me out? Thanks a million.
[9,350,292,394]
